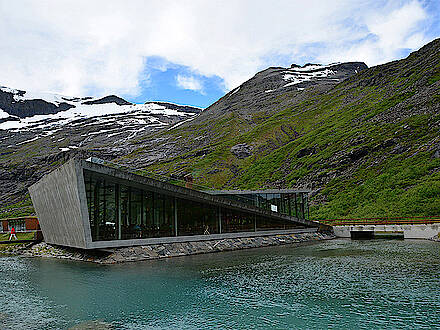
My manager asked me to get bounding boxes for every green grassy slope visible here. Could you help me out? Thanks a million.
[1,40,438,221]
[126,39,440,220]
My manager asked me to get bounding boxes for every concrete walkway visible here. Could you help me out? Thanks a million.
[333,224,440,239]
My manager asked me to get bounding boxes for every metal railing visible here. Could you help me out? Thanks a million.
[318,216,440,226]
[0,216,41,243]
[0,230,43,243]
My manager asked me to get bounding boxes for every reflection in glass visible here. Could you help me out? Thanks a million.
[177,199,218,236]
[221,209,255,233]
[84,170,307,242]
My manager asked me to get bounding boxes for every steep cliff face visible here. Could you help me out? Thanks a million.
[120,39,440,219]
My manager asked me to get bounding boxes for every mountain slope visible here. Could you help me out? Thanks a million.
[119,38,440,219]
[1,39,439,220]
[118,62,367,168]
[0,88,201,217]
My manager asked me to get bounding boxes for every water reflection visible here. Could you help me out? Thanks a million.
[0,239,439,329]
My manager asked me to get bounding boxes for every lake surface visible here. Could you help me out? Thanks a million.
[1,239,439,329]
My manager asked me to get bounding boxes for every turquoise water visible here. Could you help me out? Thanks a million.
[1,239,439,329]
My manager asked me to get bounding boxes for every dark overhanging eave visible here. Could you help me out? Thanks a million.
[208,189,311,194]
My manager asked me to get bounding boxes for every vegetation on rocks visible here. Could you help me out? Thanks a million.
[1,39,439,221]
[122,39,440,220]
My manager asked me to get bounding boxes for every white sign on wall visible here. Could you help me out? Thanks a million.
[271,204,278,212]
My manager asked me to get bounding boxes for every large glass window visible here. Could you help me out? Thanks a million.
[85,173,118,241]
[221,209,255,233]
[256,193,268,210]
[159,193,175,237]
[142,191,154,237]
[177,199,218,236]
[288,193,297,217]
[102,181,117,240]
[120,187,144,239]
[302,194,308,220]
[85,171,176,241]
[281,194,290,215]
[85,170,306,241]
[257,216,300,231]
[211,191,309,219]
[266,193,282,213]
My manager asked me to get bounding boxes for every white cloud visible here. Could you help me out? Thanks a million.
[176,74,204,94]
[316,0,430,65]
[0,0,436,97]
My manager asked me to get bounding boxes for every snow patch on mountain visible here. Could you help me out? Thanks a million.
[0,86,91,105]
[230,87,240,95]
[282,68,337,87]
[289,63,339,72]
[0,108,9,119]
[0,100,195,131]
[0,85,203,152]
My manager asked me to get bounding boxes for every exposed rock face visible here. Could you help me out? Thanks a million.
[0,87,202,214]
[82,95,131,105]
[0,88,74,118]
[200,62,368,120]
[348,146,370,162]
[430,234,440,242]
[432,144,440,159]
[231,143,252,158]
[296,147,316,158]
[144,101,203,114]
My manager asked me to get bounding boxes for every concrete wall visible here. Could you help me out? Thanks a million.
[28,159,90,249]
[333,224,440,239]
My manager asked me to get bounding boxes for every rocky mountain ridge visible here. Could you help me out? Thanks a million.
[119,61,368,168]
[0,88,202,215]
[0,86,202,150]
[1,38,439,219]
[117,38,440,219]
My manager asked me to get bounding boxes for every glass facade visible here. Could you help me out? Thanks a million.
[221,209,255,233]
[177,199,219,236]
[84,170,305,242]
[256,215,300,231]
[215,192,309,220]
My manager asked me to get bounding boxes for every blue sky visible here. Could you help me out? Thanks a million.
[128,57,225,108]
[0,0,439,109]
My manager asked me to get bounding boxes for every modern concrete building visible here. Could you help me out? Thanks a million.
[29,158,321,249]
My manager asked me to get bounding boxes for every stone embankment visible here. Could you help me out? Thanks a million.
[0,242,33,254]
[16,231,334,264]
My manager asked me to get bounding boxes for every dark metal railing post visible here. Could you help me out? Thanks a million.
[174,197,178,237]
[218,206,222,234]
